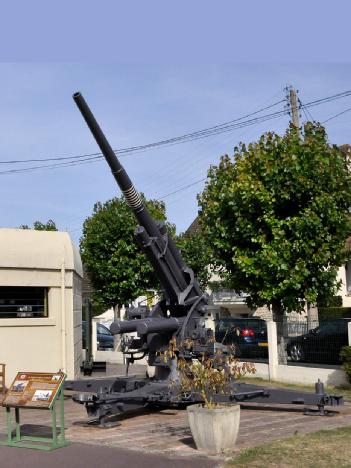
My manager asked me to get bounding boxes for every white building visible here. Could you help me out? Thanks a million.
[0,229,83,385]
[211,260,351,321]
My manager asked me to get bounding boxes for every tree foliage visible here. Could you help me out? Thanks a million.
[19,219,57,231]
[80,196,171,310]
[198,123,351,318]
[176,229,212,290]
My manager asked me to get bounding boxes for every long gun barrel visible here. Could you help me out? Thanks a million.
[73,92,204,310]
[73,92,159,237]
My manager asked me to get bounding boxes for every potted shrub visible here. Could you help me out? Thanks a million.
[164,338,255,453]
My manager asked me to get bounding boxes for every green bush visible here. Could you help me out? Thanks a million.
[318,295,343,308]
[340,346,351,384]
[318,307,351,321]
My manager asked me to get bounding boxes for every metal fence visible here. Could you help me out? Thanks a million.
[276,318,319,339]
[276,318,349,366]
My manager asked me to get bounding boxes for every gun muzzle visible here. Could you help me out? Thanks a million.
[110,317,183,336]
[110,319,143,334]
[137,317,183,335]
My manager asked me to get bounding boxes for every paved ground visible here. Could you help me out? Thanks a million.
[1,396,351,466]
[1,364,351,467]
[0,443,218,468]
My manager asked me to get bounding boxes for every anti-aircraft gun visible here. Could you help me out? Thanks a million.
[73,91,214,370]
[67,92,218,424]
[66,93,344,426]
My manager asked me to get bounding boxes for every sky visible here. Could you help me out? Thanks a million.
[1,63,351,245]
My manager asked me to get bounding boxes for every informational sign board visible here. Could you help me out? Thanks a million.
[2,372,65,409]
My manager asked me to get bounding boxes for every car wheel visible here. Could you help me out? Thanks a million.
[289,343,305,362]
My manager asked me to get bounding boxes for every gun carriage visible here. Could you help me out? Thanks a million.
[65,93,343,427]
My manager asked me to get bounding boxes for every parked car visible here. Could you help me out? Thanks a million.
[287,318,351,364]
[215,317,268,358]
[82,321,114,350]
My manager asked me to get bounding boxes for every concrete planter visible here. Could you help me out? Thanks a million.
[187,403,240,453]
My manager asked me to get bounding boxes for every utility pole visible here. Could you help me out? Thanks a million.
[285,85,300,129]
[286,86,317,328]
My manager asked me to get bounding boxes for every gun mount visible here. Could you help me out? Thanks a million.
[65,93,344,427]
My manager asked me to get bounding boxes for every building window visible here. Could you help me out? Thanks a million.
[0,287,48,318]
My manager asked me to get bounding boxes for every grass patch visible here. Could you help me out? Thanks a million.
[227,426,351,467]
[241,376,351,401]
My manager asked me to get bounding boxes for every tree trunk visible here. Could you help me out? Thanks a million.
[271,300,287,365]
[114,304,120,320]
[113,304,121,350]
[307,302,318,330]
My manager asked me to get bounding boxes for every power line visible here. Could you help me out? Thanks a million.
[0,99,285,166]
[0,155,103,176]
[304,105,315,122]
[59,112,272,229]
[38,102,351,235]
[298,96,315,122]
[1,88,351,177]
[111,99,287,154]
[322,105,351,124]
[64,123,254,230]
[159,96,351,205]
[0,151,102,165]
[140,121,247,198]
[0,108,289,176]
[67,177,209,234]
[24,88,351,236]
[298,98,309,122]
[159,178,207,200]
[66,120,275,232]
[158,99,351,204]
[305,90,351,107]
[5,88,351,167]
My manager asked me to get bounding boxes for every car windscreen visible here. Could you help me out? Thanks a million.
[314,321,346,335]
[97,324,112,335]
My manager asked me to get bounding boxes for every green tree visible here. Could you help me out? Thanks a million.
[19,219,57,231]
[80,196,171,311]
[198,123,351,321]
[176,229,212,290]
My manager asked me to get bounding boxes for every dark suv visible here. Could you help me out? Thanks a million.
[82,321,114,350]
[287,318,351,364]
[215,317,268,358]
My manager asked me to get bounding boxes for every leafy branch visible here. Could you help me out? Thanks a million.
[161,338,256,409]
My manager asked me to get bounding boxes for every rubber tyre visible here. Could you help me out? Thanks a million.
[289,343,305,362]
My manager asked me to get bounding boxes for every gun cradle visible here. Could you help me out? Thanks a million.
[66,376,343,427]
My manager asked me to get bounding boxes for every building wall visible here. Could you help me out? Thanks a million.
[0,240,82,386]
[252,306,272,320]
[72,272,83,377]
[338,264,351,307]
[0,276,71,385]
